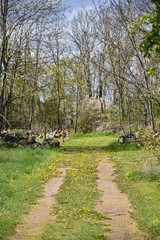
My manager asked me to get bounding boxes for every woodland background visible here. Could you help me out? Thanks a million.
[0,0,159,134]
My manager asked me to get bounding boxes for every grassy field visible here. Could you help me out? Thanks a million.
[108,143,160,239]
[1,131,160,239]
[62,132,160,240]
[0,146,63,240]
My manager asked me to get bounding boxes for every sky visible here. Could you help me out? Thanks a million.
[71,0,96,10]
[69,0,99,19]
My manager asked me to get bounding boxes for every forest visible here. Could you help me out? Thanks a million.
[0,0,159,134]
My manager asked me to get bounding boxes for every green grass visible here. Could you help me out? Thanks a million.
[1,130,160,239]
[62,130,119,151]
[107,143,160,239]
[62,131,160,239]
[41,150,110,240]
[41,220,108,240]
[0,134,110,240]
[0,146,63,240]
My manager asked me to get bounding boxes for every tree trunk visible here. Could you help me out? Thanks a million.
[28,95,34,130]
[148,99,156,132]
[28,24,40,130]
[75,78,79,133]
[18,35,28,128]
[86,59,92,98]
[143,109,148,128]
[118,92,126,135]
[0,72,7,132]
[127,98,131,134]
[0,0,9,132]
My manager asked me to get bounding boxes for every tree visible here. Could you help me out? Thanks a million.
[139,0,160,59]
[0,0,68,131]
[70,9,97,98]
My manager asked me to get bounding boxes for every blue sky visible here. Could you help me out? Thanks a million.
[68,0,98,19]
[71,0,96,10]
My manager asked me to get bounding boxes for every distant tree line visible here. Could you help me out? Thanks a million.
[0,0,159,133]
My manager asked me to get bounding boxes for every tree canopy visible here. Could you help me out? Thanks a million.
[0,0,159,134]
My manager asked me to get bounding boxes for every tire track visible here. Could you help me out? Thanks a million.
[10,168,67,240]
[95,161,144,240]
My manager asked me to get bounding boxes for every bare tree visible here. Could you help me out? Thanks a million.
[69,9,97,98]
[0,0,68,131]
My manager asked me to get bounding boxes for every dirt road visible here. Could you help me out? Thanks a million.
[9,158,144,240]
[95,161,144,240]
[10,169,67,240]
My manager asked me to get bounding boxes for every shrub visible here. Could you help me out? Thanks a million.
[136,132,160,161]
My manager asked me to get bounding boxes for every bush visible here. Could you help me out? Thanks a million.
[136,132,160,161]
